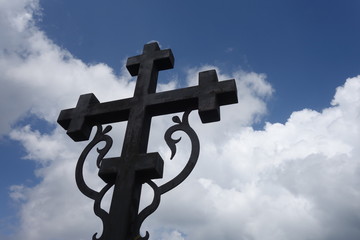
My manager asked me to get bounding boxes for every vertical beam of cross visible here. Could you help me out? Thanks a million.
[104,43,174,240]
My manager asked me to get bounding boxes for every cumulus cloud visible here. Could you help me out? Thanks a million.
[0,0,136,136]
[142,76,360,240]
[2,1,360,240]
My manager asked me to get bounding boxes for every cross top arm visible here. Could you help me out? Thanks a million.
[57,94,132,142]
[146,69,238,123]
[57,42,238,143]
[126,42,174,77]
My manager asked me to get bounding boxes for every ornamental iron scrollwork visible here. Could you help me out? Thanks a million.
[75,125,114,240]
[76,111,199,240]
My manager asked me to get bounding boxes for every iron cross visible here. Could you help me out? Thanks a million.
[58,42,238,240]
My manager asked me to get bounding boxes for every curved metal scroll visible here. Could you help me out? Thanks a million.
[75,125,114,240]
[76,112,199,240]
[134,110,200,239]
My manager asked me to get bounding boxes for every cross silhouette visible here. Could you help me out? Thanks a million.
[58,42,238,240]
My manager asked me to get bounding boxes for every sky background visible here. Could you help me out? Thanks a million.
[1,0,360,239]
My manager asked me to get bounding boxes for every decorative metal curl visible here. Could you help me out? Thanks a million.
[76,112,199,240]
[75,125,114,240]
[133,110,200,239]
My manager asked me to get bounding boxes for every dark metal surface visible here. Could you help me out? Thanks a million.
[57,42,238,240]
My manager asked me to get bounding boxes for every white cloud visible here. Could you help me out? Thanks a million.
[2,1,360,240]
[0,0,136,135]
[143,76,360,240]
[161,230,185,240]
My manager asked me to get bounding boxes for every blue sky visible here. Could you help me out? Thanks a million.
[1,1,360,239]
[37,0,360,121]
